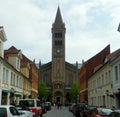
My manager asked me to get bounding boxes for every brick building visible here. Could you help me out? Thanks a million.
[79,45,110,103]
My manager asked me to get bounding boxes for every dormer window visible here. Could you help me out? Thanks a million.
[17,59,20,69]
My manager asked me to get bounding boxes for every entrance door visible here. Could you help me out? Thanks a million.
[56,96,60,103]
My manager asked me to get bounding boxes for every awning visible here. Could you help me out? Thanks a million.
[14,92,21,97]
[2,89,10,93]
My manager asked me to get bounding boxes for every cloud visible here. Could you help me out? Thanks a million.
[0,0,120,63]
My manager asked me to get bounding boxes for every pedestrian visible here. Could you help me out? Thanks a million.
[57,101,60,109]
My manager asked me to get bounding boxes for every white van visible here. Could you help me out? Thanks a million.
[18,99,43,117]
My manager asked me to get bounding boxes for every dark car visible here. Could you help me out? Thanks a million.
[81,105,97,117]
[108,110,120,117]
[69,103,76,112]
[41,103,47,113]
[45,102,51,111]
[72,103,86,117]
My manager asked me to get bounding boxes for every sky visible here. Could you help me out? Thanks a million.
[0,0,120,63]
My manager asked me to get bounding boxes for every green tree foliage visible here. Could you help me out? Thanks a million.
[70,82,80,102]
[38,80,49,100]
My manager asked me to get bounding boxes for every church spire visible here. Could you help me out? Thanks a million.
[54,6,63,24]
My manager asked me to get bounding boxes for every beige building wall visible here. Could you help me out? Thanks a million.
[88,63,114,108]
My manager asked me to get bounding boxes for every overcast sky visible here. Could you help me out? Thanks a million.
[0,0,120,63]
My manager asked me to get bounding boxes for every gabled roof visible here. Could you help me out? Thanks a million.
[21,54,38,70]
[92,48,120,76]
[4,46,22,59]
[80,45,110,79]
[105,48,120,62]
[21,54,32,63]
[4,46,21,55]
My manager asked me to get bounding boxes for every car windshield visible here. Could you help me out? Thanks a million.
[9,107,20,115]
[98,108,112,115]
[19,100,34,107]
[86,105,97,111]
[37,100,41,106]
[0,108,7,116]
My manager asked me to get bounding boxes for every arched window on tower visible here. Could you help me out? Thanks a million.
[55,40,62,46]
[55,32,62,38]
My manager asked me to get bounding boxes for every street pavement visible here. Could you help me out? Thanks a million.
[43,106,75,117]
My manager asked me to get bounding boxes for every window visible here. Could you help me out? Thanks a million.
[19,77,23,89]
[2,68,5,83]
[108,70,111,83]
[68,74,73,85]
[105,72,108,84]
[17,59,19,69]
[19,100,34,107]
[11,72,14,85]
[44,74,48,84]
[115,66,118,81]
[10,107,20,115]
[16,75,19,87]
[55,32,62,38]
[0,108,7,116]
[55,40,62,46]
[102,74,104,85]
[13,74,15,86]
[6,69,8,84]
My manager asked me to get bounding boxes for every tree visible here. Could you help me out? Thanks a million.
[38,80,49,101]
[70,82,80,102]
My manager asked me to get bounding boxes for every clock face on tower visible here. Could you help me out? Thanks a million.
[56,49,60,53]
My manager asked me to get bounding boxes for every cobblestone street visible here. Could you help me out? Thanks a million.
[43,106,74,117]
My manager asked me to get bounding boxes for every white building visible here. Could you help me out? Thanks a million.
[88,48,120,108]
[110,49,120,108]
[0,26,29,105]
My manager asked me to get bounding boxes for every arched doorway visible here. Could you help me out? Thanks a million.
[54,91,63,104]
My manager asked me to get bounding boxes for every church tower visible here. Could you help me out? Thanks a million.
[51,6,66,103]
[39,6,79,104]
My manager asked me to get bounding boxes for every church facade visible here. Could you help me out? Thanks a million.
[39,7,79,105]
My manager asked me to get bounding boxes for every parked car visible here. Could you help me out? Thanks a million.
[0,105,23,117]
[90,108,113,117]
[45,102,51,111]
[108,109,120,117]
[72,103,86,117]
[18,99,43,117]
[81,105,97,117]
[69,103,76,112]
[16,106,34,117]
[41,102,47,113]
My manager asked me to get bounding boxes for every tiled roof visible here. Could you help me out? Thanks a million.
[106,48,120,61]
[4,46,21,55]
[21,54,32,63]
